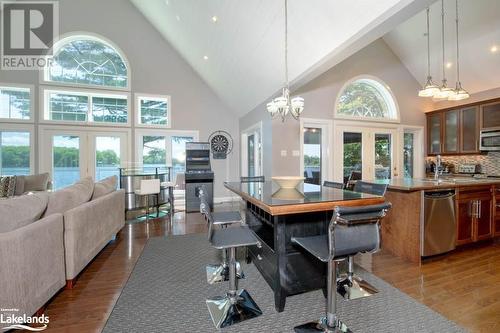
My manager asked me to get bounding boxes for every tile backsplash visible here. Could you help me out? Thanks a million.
[426,152,500,175]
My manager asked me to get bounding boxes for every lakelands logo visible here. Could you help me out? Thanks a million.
[1,0,59,70]
[1,308,49,331]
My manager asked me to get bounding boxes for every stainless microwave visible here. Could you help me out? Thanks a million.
[480,129,500,151]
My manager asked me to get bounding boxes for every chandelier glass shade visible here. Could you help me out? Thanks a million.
[266,0,304,121]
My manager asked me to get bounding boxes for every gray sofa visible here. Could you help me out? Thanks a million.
[0,176,125,317]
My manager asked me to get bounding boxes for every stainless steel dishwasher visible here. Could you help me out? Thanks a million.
[421,189,456,257]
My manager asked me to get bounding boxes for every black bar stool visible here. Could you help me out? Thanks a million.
[291,202,391,332]
[337,181,389,300]
[204,202,263,329]
[199,187,244,284]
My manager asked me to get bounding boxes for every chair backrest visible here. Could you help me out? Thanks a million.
[139,179,160,195]
[174,172,185,190]
[240,176,265,183]
[348,171,362,181]
[353,181,388,196]
[323,180,344,189]
[328,202,392,259]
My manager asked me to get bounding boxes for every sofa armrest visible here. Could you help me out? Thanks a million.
[63,189,125,280]
[0,213,65,317]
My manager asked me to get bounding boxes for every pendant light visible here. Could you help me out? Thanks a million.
[448,0,469,101]
[418,7,440,97]
[266,0,304,121]
[433,0,454,100]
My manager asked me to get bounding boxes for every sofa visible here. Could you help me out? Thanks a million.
[0,176,125,317]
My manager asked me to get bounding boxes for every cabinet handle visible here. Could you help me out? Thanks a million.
[478,200,481,219]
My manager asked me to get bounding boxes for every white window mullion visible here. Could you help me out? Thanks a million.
[87,93,93,123]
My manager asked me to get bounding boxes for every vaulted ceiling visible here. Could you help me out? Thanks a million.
[384,0,500,97]
[130,0,434,115]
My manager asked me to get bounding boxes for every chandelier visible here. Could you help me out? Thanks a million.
[448,0,469,100]
[418,7,440,97]
[266,0,304,121]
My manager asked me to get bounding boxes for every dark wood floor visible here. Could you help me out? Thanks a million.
[38,206,500,333]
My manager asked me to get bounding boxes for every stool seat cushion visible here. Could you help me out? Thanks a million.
[212,211,242,225]
[292,223,379,262]
[211,226,260,249]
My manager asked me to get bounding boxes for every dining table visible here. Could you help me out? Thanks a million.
[224,181,385,312]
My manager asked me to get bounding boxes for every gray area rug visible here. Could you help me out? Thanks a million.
[103,234,466,333]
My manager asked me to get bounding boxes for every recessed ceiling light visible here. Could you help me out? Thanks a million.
[164,0,169,5]
[211,16,218,23]
[203,55,209,60]
[491,45,498,53]
[446,62,453,69]
[175,15,181,21]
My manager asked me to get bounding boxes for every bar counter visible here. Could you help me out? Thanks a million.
[224,181,384,312]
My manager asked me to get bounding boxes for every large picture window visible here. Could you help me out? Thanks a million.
[0,85,32,120]
[336,77,398,121]
[43,88,129,124]
[45,36,129,89]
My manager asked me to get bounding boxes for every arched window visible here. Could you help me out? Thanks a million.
[335,77,398,121]
[45,35,129,89]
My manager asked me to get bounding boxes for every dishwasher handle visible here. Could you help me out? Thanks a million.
[424,192,455,200]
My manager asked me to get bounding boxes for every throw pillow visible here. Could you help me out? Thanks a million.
[14,175,25,196]
[43,177,94,216]
[0,192,49,233]
[24,173,50,192]
[92,175,118,200]
[0,176,17,198]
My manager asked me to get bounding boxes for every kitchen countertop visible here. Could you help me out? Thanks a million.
[374,177,500,192]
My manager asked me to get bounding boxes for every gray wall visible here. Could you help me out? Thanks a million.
[242,38,433,176]
[0,0,239,198]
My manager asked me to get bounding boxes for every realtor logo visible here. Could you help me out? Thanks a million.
[1,0,59,70]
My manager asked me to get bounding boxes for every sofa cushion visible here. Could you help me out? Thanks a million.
[92,175,117,200]
[0,176,17,198]
[0,192,49,233]
[14,175,25,195]
[24,173,50,192]
[44,177,94,216]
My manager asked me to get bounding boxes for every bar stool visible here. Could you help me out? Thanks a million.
[205,203,263,329]
[337,181,389,300]
[291,202,391,332]
[199,187,244,284]
[134,179,160,222]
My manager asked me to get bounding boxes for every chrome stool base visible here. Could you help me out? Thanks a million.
[206,289,262,329]
[337,274,378,300]
[294,317,351,333]
[206,261,244,284]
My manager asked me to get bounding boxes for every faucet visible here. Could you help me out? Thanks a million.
[434,155,442,181]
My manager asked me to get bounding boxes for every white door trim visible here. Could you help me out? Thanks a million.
[299,118,333,184]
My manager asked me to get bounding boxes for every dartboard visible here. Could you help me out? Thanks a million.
[208,131,233,159]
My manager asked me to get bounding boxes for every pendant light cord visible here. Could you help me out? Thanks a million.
[441,0,446,83]
[284,0,289,90]
[455,0,460,83]
[426,7,431,78]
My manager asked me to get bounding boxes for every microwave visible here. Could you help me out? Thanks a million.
[480,129,500,151]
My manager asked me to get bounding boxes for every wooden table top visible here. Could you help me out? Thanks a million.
[224,181,385,215]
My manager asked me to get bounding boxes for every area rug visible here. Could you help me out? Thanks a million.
[103,234,466,333]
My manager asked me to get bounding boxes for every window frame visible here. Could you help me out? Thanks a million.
[135,93,172,129]
[134,128,199,169]
[334,75,400,124]
[40,32,131,92]
[0,82,35,123]
[39,85,131,127]
[0,123,35,175]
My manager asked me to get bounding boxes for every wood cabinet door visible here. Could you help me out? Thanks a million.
[428,113,442,155]
[460,107,479,153]
[476,198,493,240]
[443,110,459,153]
[481,102,500,129]
[456,199,474,245]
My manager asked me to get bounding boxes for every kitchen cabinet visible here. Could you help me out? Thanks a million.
[427,113,442,155]
[443,110,459,153]
[481,101,500,129]
[456,186,493,246]
[460,107,480,153]
[426,106,480,155]
[494,187,500,237]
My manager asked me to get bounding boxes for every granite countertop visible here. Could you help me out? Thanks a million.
[375,177,500,192]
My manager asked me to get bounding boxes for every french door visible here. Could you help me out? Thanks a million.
[241,122,262,177]
[300,118,332,185]
[334,125,398,182]
[39,126,129,189]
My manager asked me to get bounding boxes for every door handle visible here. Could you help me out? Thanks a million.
[477,200,481,219]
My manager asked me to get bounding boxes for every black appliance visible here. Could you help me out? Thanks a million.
[185,142,214,212]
